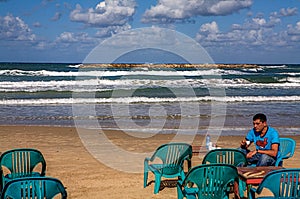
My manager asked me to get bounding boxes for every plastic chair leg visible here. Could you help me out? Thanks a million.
[144,171,148,188]
[238,180,246,198]
[154,174,161,194]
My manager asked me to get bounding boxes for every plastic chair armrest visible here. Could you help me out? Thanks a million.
[181,154,192,170]
[275,157,283,166]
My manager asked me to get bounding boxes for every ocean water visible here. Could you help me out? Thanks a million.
[1,63,300,136]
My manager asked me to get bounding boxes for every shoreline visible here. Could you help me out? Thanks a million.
[0,125,299,198]
[1,124,299,136]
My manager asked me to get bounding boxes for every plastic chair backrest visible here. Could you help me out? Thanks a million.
[254,168,300,198]
[0,148,46,189]
[1,176,67,199]
[276,138,296,166]
[179,163,238,199]
[151,143,192,175]
[202,148,247,167]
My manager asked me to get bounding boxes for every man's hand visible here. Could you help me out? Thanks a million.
[240,139,249,149]
[246,150,257,158]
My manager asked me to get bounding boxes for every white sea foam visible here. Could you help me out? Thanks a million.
[1,96,300,105]
[3,68,299,78]
[68,64,82,68]
[261,65,287,69]
[241,68,264,72]
[287,77,300,83]
[0,68,229,77]
[1,77,300,92]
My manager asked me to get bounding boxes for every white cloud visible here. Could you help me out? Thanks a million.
[51,31,99,55]
[35,41,47,50]
[287,21,300,42]
[252,18,266,26]
[95,24,132,38]
[142,0,253,24]
[56,32,78,43]
[200,21,219,33]
[96,1,106,11]
[56,31,98,43]
[196,21,220,42]
[279,7,298,17]
[0,14,36,41]
[196,13,300,50]
[70,0,136,29]
[289,21,300,32]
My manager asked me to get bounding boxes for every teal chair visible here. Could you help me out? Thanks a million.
[247,137,296,167]
[249,168,300,199]
[202,148,247,198]
[177,163,239,199]
[1,176,67,199]
[0,148,46,191]
[144,143,192,194]
[275,137,296,166]
[202,148,247,167]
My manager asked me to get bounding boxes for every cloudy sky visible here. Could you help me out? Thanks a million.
[0,0,299,64]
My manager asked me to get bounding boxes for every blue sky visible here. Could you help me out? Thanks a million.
[0,0,299,63]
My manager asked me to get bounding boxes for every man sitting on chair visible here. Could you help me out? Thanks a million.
[239,113,281,166]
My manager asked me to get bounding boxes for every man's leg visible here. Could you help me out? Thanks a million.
[239,148,262,165]
[238,148,249,155]
[256,154,276,166]
[247,153,261,166]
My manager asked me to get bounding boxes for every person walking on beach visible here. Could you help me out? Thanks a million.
[239,113,281,166]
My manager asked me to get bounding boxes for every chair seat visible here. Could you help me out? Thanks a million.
[149,164,182,177]
[5,172,42,179]
[4,172,43,186]
[182,187,198,199]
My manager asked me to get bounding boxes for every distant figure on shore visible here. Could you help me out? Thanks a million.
[239,113,281,166]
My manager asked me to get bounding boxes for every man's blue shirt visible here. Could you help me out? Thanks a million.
[246,126,281,159]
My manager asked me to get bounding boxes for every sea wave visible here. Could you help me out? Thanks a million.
[68,64,82,68]
[261,65,288,69]
[0,68,243,77]
[2,67,300,78]
[1,96,300,105]
[1,77,300,92]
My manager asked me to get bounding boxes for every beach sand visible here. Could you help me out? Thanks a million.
[0,125,298,198]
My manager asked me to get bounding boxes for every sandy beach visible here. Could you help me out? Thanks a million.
[0,125,298,198]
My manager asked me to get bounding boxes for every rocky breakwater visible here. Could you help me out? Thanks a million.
[80,63,259,69]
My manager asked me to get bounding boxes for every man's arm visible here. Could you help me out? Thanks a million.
[257,143,279,158]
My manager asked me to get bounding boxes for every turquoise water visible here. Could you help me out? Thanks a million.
[1,63,300,135]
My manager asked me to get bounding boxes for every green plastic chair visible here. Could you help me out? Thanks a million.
[275,137,296,166]
[144,143,192,194]
[202,148,247,198]
[1,176,67,199]
[177,163,239,199]
[249,168,300,199]
[0,148,46,190]
[247,137,296,167]
[202,148,247,167]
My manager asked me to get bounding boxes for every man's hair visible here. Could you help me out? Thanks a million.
[253,113,267,122]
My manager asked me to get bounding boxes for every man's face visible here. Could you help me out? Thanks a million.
[253,119,266,132]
